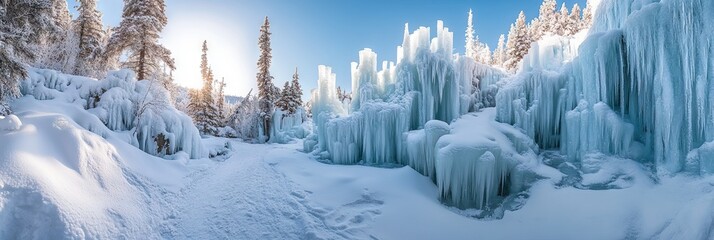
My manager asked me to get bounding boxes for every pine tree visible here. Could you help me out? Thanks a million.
[492,34,507,67]
[480,43,492,64]
[290,68,303,114]
[105,0,175,81]
[465,9,477,59]
[275,81,291,113]
[529,18,543,42]
[34,0,73,71]
[555,3,570,36]
[51,0,72,30]
[257,16,276,142]
[569,4,582,35]
[505,12,531,72]
[74,0,105,77]
[216,77,227,124]
[582,0,594,29]
[537,0,558,35]
[188,41,220,135]
[0,0,59,114]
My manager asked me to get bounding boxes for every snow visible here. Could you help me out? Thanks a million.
[2,0,713,238]
[19,68,205,159]
[1,97,713,238]
[0,110,171,239]
[0,115,22,131]
[497,0,714,175]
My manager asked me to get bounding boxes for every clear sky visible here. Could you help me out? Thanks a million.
[67,0,586,98]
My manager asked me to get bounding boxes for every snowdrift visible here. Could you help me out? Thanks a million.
[496,0,714,175]
[20,68,205,159]
[0,110,168,239]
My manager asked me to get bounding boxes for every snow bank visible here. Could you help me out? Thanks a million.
[20,68,206,159]
[0,112,161,238]
[0,115,22,131]
[497,0,714,175]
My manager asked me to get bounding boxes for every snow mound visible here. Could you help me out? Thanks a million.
[0,112,160,239]
[20,68,206,159]
[497,0,714,175]
[0,115,22,131]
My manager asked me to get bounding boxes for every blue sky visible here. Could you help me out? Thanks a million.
[67,0,586,98]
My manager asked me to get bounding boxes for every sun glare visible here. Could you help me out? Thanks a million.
[162,13,256,97]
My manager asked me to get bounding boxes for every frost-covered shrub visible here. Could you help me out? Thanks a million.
[230,95,261,140]
[0,102,10,116]
[20,68,206,159]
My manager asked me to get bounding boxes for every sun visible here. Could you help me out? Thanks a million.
[161,12,256,97]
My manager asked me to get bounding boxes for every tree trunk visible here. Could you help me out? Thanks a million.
[138,27,147,80]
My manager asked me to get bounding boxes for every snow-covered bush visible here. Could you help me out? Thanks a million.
[20,68,206,159]
[230,95,261,141]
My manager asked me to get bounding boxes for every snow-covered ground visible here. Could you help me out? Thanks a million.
[2,103,713,239]
[161,139,714,240]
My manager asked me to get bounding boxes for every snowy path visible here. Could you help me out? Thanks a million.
[163,141,380,239]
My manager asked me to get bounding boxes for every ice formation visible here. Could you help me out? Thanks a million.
[496,0,714,175]
[307,21,519,209]
[20,68,206,158]
[271,108,310,143]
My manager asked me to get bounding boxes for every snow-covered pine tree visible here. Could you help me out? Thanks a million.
[491,34,507,67]
[0,34,28,115]
[569,4,582,35]
[188,41,220,135]
[505,12,530,72]
[74,0,105,77]
[52,0,72,30]
[35,0,74,72]
[555,3,570,36]
[257,16,275,142]
[529,18,543,42]
[275,81,292,114]
[0,0,60,114]
[537,0,558,35]
[216,77,228,124]
[476,43,491,65]
[582,0,594,29]
[105,0,175,81]
[465,9,477,59]
[290,68,303,114]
